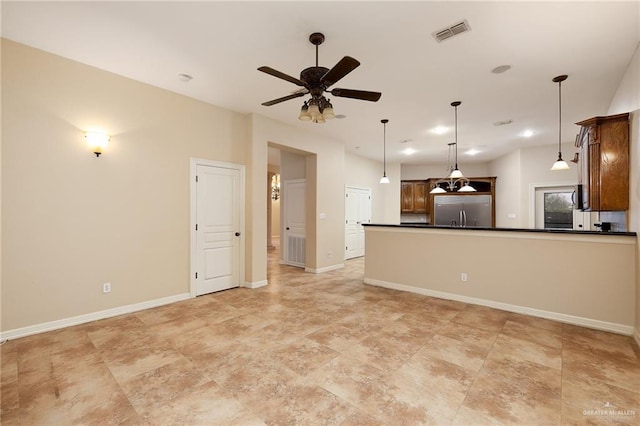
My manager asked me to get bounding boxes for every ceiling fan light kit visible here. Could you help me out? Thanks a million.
[259,32,382,124]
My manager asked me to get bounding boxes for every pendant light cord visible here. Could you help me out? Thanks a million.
[383,121,387,175]
[558,79,562,159]
[454,104,459,170]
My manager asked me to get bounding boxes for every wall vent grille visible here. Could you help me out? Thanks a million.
[433,20,471,43]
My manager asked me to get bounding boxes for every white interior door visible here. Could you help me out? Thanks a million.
[194,163,241,295]
[283,179,306,267]
[345,187,371,259]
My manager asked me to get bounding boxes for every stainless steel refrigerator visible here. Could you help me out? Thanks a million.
[433,195,492,227]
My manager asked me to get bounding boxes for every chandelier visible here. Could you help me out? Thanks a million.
[430,101,476,194]
[271,174,280,200]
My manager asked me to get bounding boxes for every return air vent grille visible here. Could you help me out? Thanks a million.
[433,20,471,43]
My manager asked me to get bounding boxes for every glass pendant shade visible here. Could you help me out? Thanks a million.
[379,174,390,184]
[449,168,464,179]
[551,158,570,171]
[458,183,477,192]
[308,102,320,119]
[323,102,335,119]
[298,103,311,121]
[430,186,446,194]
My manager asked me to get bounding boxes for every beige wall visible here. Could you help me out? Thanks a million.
[488,149,521,227]
[1,39,387,335]
[1,39,250,331]
[365,227,636,332]
[606,41,639,343]
[401,162,490,180]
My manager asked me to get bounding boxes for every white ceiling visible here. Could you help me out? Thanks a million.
[2,1,638,165]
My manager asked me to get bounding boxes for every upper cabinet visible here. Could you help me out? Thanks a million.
[401,180,427,213]
[576,113,629,211]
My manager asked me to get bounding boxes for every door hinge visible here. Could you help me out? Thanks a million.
[196,175,199,182]
[195,224,198,231]
[346,246,348,250]
[346,193,348,197]
[195,272,198,279]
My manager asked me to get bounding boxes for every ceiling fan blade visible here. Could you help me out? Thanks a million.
[321,56,360,88]
[330,88,382,102]
[261,92,306,106]
[258,66,306,87]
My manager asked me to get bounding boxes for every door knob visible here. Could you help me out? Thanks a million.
[235,232,240,236]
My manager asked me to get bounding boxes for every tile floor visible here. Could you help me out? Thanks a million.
[1,246,639,425]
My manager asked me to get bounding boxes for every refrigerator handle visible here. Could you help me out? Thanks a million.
[459,210,463,227]
[462,210,467,227]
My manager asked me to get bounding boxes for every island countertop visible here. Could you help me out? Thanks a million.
[364,223,636,237]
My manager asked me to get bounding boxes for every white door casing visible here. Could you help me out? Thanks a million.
[190,159,244,297]
[345,187,371,259]
[283,179,306,267]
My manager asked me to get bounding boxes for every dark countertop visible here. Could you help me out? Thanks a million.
[364,223,637,237]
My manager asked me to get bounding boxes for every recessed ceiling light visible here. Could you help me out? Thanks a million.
[335,114,347,119]
[178,73,193,82]
[399,138,413,144]
[403,148,417,155]
[491,65,511,74]
[493,119,513,127]
[522,129,534,137]
[430,126,448,135]
[465,149,481,156]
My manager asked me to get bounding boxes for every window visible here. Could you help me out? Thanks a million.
[543,192,573,229]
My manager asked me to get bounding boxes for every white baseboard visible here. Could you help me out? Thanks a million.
[634,329,640,349]
[305,263,345,274]
[0,293,191,341]
[364,278,634,336]
[243,280,268,289]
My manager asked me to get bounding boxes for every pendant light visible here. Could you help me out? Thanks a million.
[550,75,570,171]
[449,101,464,179]
[379,119,390,184]
[429,102,476,193]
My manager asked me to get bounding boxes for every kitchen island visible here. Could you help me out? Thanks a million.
[363,224,637,334]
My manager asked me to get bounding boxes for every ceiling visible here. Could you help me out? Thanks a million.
[2,1,638,165]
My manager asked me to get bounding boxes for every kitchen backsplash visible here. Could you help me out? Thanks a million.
[401,213,429,224]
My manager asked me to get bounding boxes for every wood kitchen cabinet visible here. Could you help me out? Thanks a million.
[401,180,427,213]
[575,113,629,211]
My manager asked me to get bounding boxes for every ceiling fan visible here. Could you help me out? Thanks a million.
[258,32,382,123]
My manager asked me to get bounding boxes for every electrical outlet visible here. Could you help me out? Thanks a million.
[327,251,333,258]
[103,282,111,293]
[460,273,468,282]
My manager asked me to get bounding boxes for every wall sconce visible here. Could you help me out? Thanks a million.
[84,131,109,157]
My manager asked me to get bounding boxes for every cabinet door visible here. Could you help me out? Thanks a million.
[599,120,629,210]
[580,129,590,210]
[401,182,415,213]
[413,182,427,213]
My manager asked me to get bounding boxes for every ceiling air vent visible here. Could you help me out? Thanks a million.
[432,20,471,43]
